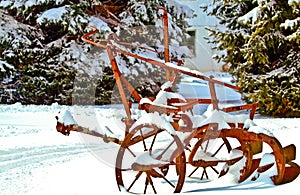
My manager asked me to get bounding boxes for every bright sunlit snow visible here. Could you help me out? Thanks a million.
[1,73,299,195]
[1,101,299,195]
[37,6,68,24]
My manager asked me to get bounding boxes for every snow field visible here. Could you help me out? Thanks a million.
[0,103,299,194]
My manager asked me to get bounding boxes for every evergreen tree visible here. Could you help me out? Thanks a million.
[0,0,192,105]
[203,0,300,117]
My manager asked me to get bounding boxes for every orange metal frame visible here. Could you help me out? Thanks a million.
[81,7,256,122]
[76,7,300,187]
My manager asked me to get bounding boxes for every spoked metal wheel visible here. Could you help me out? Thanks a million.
[115,124,186,194]
[186,136,241,181]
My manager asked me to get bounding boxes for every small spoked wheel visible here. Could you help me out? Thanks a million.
[115,124,186,194]
[187,136,239,181]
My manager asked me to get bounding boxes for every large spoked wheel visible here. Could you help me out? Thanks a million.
[186,134,241,181]
[115,124,186,194]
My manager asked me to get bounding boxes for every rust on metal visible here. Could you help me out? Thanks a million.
[55,7,299,194]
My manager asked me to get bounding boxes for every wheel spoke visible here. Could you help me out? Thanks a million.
[126,146,136,157]
[186,137,239,183]
[210,165,219,174]
[204,169,209,179]
[204,139,210,153]
[201,168,205,180]
[144,178,149,194]
[185,145,192,152]
[200,168,209,180]
[222,137,232,153]
[120,168,132,171]
[188,166,200,177]
[116,124,186,194]
[149,132,158,154]
[159,172,176,188]
[156,139,175,160]
[139,129,147,151]
[147,174,157,194]
[212,142,225,157]
[127,171,143,191]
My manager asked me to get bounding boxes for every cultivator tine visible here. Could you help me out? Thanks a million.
[282,144,296,162]
[281,161,300,184]
[251,153,275,182]
[249,141,263,155]
[270,144,300,185]
[248,158,261,178]
[249,144,300,185]
[280,144,300,184]
[239,141,263,182]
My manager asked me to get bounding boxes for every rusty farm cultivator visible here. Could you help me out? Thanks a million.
[56,8,299,194]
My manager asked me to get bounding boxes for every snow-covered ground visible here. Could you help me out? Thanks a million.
[0,101,299,195]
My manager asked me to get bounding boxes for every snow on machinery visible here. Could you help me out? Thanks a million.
[55,7,300,194]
